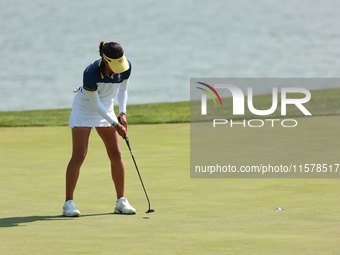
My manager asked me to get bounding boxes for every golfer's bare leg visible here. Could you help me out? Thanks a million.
[65,127,91,201]
[96,127,125,199]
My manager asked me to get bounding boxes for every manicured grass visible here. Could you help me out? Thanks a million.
[0,119,340,254]
[0,88,339,127]
[0,88,339,254]
[0,101,190,127]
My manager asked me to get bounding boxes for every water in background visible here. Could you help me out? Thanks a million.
[1,0,340,111]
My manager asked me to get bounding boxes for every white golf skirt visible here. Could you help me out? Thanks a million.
[69,90,115,128]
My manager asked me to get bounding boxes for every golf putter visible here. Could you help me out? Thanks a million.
[117,117,154,214]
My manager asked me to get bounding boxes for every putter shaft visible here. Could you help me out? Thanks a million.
[125,137,154,213]
[117,117,154,213]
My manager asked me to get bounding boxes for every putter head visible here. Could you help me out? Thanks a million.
[146,209,155,213]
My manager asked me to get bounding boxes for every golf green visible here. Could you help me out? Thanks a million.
[0,120,339,254]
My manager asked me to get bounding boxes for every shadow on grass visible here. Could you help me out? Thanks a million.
[0,213,113,228]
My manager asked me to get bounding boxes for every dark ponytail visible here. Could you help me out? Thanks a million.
[98,41,106,75]
[99,41,105,58]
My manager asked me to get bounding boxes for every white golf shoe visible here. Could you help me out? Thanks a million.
[114,197,136,214]
[63,200,81,217]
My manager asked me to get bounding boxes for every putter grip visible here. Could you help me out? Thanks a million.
[117,116,128,140]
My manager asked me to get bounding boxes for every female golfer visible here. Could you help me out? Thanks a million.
[63,42,136,216]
